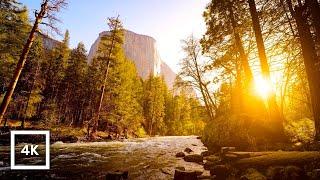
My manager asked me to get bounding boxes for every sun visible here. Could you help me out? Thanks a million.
[254,76,272,99]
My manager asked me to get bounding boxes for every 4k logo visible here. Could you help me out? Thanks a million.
[20,145,39,156]
[10,130,50,170]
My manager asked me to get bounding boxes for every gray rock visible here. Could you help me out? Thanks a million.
[106,170,128,180]
[201,151,214,157]
[210,165,230,179]
[240,168,266,180]
[184,154,203,163]
[184,147,193,153]
[176,152,186,157]
[195,170,203,176]
[173,169,197,180]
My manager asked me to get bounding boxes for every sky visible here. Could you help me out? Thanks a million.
[20,0,210,73]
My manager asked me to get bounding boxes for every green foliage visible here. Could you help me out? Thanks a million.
[203,115,252,150]
[0,0,29,94]
[164,91,205,136]
[142,76,166,135]
[136,127,147,137]
[285,118,315,143]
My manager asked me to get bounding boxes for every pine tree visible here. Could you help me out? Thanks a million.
[89,16,124,137]
[142,76,166,136]
[39,32,70,125]
[59,42,88,126]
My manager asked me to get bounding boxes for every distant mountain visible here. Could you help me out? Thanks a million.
[39,33,61,50]
[88,30,177,88]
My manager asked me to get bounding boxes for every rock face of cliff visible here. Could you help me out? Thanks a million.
[88,30,176,88]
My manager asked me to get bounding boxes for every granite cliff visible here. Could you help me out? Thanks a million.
[88,30,176,88]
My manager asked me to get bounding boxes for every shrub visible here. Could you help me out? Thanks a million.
[285,118,315,143]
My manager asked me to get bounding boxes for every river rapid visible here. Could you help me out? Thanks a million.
[0,136,209,179]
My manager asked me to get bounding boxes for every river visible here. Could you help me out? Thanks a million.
[0,136,209,179]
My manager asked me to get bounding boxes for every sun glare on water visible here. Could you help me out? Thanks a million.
[254,76,272,99]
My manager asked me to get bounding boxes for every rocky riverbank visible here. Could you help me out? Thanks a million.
[172,137,320,180]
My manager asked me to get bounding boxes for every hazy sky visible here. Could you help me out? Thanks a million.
[20,0,210,73]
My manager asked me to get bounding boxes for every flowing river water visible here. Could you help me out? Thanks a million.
[0,136,210,179]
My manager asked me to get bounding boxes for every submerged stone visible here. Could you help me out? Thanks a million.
[176,152,186,157]
[240,168,266,180]
[106,170,128,180]
[184,147,193,153]
[184,154,203,163]
[210,165,230,179]
[173,169,197,180]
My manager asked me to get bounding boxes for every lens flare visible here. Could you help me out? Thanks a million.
[254,76,272,99]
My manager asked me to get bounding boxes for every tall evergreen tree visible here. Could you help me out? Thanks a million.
[142,76,166,136]
[89,16,124,137]
[59,42,88,126]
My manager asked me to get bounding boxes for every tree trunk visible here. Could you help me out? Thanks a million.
[0,1,48,124]
[91,60,110,136]
[286,0,320,140]
[90,19,120,137]
[228,3,253,83]
[305,0,320,45]
[248,0,285,140]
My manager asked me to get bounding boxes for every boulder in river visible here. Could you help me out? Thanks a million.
[210,165,230,179]
[184,154,203,163]
[173,169,197,180]
[106,170,128,180]
[176,152,186,157]
[184,147,193,153]
[240,168,266,180]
